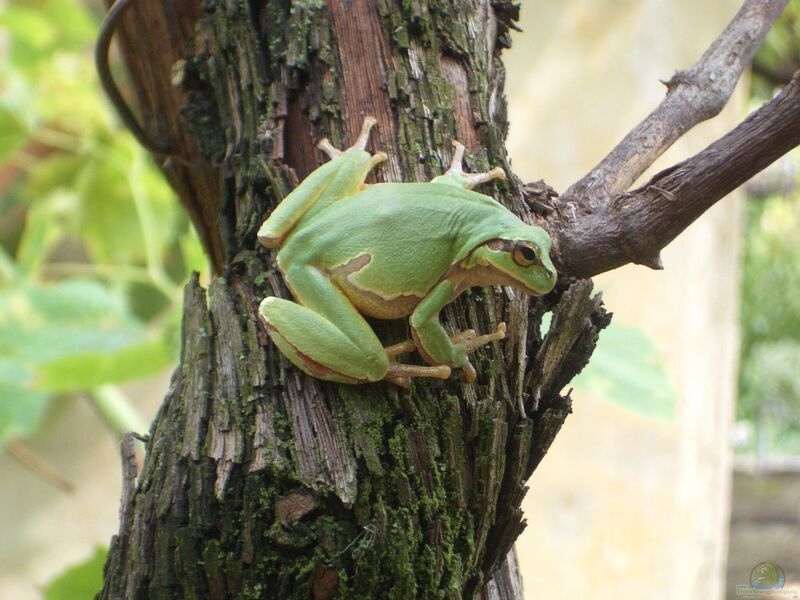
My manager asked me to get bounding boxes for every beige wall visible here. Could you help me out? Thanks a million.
[506,1,744,599]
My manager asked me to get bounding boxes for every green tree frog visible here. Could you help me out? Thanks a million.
[258,117,557,386]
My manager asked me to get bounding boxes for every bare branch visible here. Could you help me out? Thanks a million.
[552,71,800,278]
[560,0,788,205]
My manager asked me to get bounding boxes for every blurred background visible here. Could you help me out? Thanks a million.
[0,0,798,598]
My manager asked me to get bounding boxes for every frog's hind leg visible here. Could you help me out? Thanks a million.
[260,295,387,383]
[431,140,505,189]
[260,265,391,383]
[261,264,461,386]
[262,314,362,384]
[385,363,451,388]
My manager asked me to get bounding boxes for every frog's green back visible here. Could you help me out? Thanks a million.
[279,182,548,298]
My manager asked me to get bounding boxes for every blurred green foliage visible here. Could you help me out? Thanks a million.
[738,187,800,454]
[738,0,800,455]
[751,0,799,101]
[43,547,107,600]
[0,0,207,446]
[540,313,678,422]
[573,322,677,421]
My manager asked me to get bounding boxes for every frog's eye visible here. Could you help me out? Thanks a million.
[512,244,539,267]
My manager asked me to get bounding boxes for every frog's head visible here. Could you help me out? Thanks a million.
[467,227,557,295]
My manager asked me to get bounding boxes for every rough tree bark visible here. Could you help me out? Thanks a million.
[99,1,607,598]
[96,0,799,598]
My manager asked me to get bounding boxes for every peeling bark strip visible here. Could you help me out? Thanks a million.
[100,1,611,598]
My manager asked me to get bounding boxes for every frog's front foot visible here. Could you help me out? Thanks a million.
[317,116,388,168]
[456,322,507,353]
[453,322,506,382]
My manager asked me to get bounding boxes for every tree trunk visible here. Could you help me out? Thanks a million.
[100,1,609,598]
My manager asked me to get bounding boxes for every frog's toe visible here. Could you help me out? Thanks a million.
[463,166,506,189]
[317,138,343,159]
[460,322,506,353]
[349,115,378,151]
[369,151,388,169]
[385,362,451,384]
[318,116,385,165]
[385,374,411,388]
[462,360,477,383]
[436,140,506,190]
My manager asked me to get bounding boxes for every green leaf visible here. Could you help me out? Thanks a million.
[24,152,86,198]
[179,229,209,276]
[37,338,172,392]
[0,7,58,53]
[0,1,96,74]
[572,322,678,421]
[0,280,145,365]
[77,156,144,264]
[43,546,106,600]
[0,280,149,444]
[0,358,48,444]
[45,0,98,48]
[0,105,28,164]
[14,190,77,275]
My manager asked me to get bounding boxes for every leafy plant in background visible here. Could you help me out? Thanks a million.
[540,312,678,422]
[739,189,800,455]
[738,0,800,456]
[42,547,106,600]
[0,2,206,591]
[0,0,207,446]
[751,0,799,96]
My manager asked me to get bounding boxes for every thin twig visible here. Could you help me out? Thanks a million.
[95,0,171,154]
[6,441,75,494]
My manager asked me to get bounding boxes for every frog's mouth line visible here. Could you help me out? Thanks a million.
[470,242,556,295]
[453,263,553,297]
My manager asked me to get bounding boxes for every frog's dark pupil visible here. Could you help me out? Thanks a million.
[520,246,536,261]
